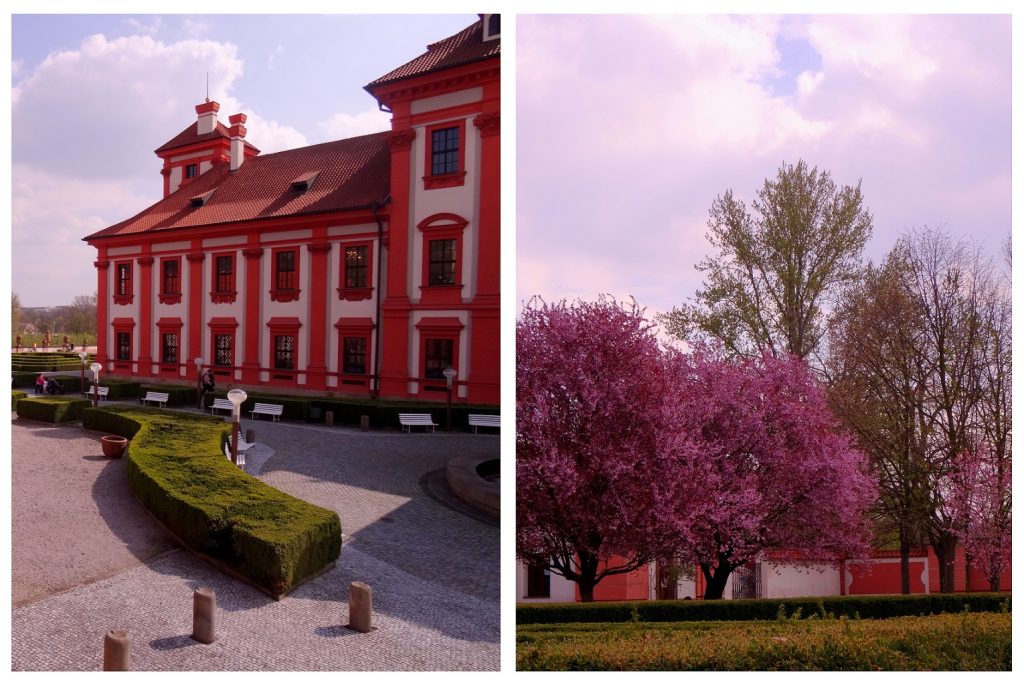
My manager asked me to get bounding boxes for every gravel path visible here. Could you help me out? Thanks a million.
[12,421,178,607]
[11,410,500,671]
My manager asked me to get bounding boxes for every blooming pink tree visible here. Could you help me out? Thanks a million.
[947,446,1011,592]
[665,346,877,599]
[516,297,697,602]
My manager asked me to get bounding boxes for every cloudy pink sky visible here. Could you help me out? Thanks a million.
[516,14,1012,319]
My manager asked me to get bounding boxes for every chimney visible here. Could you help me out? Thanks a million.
[196,100,220,135]
[228,113,247,171]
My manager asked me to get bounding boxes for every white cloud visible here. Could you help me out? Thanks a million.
[803,16,939,86]
[12,32,309,174]
[11,30,311,306]
[796,70,824,99]
[317,110,391,141]
[183,18,210,38]
[241,114,308,153]
[122,17,163,36]
[12,164,154,306]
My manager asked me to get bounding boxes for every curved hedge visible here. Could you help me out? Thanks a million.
[16,396,92,423]
[82,405,341,598]
[12,391,27,410]
[516,593,1012,625]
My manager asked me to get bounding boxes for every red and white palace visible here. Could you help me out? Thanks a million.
[84,15,500,404]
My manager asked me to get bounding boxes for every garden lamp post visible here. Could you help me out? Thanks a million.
[90,362,102,408]
[443,366,457,432]
[194,357,204,410]
[79,350,89,397]
[227,389,247,465]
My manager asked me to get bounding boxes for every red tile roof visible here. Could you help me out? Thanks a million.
[366,17,499,90]
[86,132,390,240]
[154,120,259,154]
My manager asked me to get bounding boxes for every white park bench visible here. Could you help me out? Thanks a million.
[399,413,438,433]
[250,402,284,421]
[468,414,500,433]
[92,386,110,400]
[223,439,256,467]
[209,398,234,416]
[141,391,169,407]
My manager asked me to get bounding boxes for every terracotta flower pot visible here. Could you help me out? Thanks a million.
[101,435,128,459]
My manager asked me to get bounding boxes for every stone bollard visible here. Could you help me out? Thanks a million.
[103,629,130,671]
[348,581,373,633]
[360,415,369,432]
[192,587,216,644]
[325,411,334,427]
[245,429,255,444]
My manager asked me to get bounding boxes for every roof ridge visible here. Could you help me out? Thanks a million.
[253,129,390,160]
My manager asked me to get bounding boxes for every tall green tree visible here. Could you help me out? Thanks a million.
[12,292,22,333]
[660,160,872,363]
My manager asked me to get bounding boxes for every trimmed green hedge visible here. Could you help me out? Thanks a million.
[11,352,92,372]
[198,391,500,429]
[204,393,312,422]
[98,379,142,400]
[516,593,1013,625]
[13,372,90,391]
[82,405,341,598]
[312,397,499,429]
[139,383,199,407]
[12,391,27,409]
[15,396,92,423]
[12,372,38,389]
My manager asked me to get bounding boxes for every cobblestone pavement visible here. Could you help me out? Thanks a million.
[11,411,500,671]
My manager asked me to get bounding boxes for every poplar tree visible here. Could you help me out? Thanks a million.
[661,160,872,364]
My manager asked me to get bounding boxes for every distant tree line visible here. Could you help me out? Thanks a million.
[12,292,97,340]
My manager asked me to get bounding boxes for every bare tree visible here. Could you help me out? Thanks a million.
[828,249,932,593]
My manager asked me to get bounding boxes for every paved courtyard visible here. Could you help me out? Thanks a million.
[11,409,500,671]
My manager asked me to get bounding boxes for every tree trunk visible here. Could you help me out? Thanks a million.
[899,527,911,595]
[700,562,732,600]
[989,574,1001,593]
[576,549,600,603]
[578,579,596,603]
[964,556,972,593]
[932,532,958,593]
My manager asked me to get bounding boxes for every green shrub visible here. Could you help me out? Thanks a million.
[139,383,200,407]
[16,396,92,423]
[82,405,341,598]
[516,593,1013,625]
[100,379,142,399]
[12,391,27,409]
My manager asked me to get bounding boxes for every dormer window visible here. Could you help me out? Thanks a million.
[290,170,320,194]
[483,14,500,41]
[190,189,215,208]
[185,163,198,179]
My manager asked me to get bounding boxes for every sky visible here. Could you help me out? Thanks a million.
[10,12,477,307]
[516,14,1013,323]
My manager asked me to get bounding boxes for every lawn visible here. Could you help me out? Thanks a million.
[516,611,1012,671]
